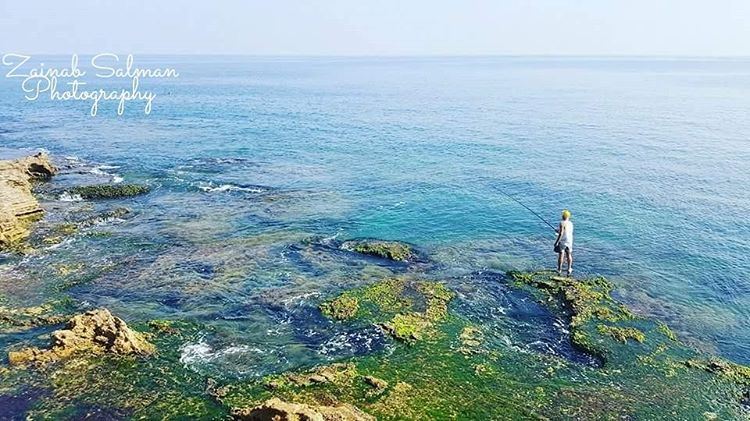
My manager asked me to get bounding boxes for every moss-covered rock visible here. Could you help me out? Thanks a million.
[685,358,750,386]
[147,319,180,335]
[265,363,359,390]
[0,298,74,334]
[222,272,748,420]
[3,272,749,420]
[341,239,415,262]
[320,295,359,320]
[379,312,432,344]
[66,184,150,200]
[231,397,375,421]
[597,324,646,343]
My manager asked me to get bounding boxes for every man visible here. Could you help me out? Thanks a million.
[554,209,574,276]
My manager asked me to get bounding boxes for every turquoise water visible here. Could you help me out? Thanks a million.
[0,56,748,370]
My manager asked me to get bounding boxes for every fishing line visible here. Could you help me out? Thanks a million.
[493,185,557,232]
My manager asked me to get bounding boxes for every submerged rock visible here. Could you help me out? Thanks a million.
[319,295,359,320]
[266,363,358,389]
[341,239,415,262]
[597,324,646,343]
[377,281,453,344]
[0,302,69,333]
[8,308,154,366]
[231,397,374,421]
[76,207,131,227]
[379,312,432,343]
[458,326,485,355]
[0,153,57,247]
[65,184,150,200]
[685,358,750,386]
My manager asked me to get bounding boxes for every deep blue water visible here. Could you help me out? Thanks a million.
[0,56,748,369]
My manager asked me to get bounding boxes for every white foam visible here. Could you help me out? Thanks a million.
[58,192,84,202]
[89,165,123,183]
[179,338,265,366]
[179,339,214,365]
[197,182,266,194]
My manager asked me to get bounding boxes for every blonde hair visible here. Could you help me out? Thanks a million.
[562,209,571,219]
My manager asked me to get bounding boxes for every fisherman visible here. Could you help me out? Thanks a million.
[554,209,574,276]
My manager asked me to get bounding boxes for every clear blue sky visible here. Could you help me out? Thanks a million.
[1,0,749,56]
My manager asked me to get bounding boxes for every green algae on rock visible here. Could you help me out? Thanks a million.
[509,271,641,361]
[265,363,359,390]
[319,278,453,344]
[380,312,432,343]
[3,273,750,420]
[66,184,150,200]
[377,280,453,343]
[219,272,749,420]
[0,299,73,334]
[341,239,415,262]
[320,295,359,320]
[597,324,646,343]
[685,358,750,386]
[1,320,226,419]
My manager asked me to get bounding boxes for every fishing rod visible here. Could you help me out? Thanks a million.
[494,186,557,232]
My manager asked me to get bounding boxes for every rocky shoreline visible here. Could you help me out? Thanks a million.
[0,154,748,419]
[0,153,56,248]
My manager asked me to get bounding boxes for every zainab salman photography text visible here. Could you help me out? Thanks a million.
[1,53,179,116]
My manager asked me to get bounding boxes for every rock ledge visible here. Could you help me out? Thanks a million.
[8,308,155,365]
[0,152,57,246]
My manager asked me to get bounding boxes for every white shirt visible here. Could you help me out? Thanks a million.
[559,220,574,248]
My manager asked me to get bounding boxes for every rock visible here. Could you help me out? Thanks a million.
[266,363,358,389]
[375,281,454,344]
[0,303,69,334]
[320,295,359,320]
[458,326,485,355]
[8,308,154,365]
[596,324,646,343]
[76,207,131,227]
[370,382,414,416]
[341,239,414,262]
[65,184,150,200]
[379,313,431,344]
[363,375,388,393]
[231,397,375,421]
[0,152,57,247]
[685,358,750,386]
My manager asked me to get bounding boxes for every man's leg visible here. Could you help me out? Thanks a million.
[565,249,573,276]
[557,252,563,274]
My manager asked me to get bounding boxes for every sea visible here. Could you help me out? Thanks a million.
[0,56,748,375]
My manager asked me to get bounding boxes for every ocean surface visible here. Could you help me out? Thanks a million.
[0,56,748,374]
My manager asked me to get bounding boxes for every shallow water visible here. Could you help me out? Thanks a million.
[0,56,748,375]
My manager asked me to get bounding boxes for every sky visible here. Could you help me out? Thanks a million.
[1,0,749,56]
